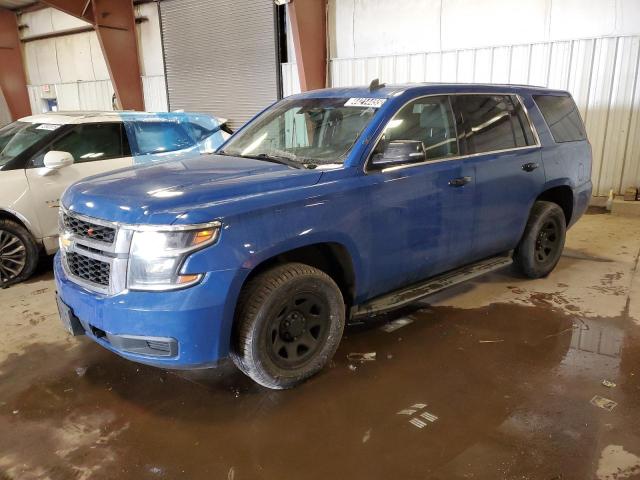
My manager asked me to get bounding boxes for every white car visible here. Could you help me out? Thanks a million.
[0,111,231,286]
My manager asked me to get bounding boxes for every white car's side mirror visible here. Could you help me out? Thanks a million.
[43,151,74,170]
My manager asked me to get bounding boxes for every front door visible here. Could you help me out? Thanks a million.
[451,94,545,260]
[364,95,476,298]
[24,122,133,240]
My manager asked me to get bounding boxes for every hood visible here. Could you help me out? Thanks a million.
[62,154,323,224]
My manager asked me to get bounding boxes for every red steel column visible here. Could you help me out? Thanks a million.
[90,0,144,111]
[0,9,31,120]
[287,0,327,91]
[42,0,144,110]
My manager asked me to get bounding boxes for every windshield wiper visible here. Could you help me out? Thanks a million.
[215,151,317,169]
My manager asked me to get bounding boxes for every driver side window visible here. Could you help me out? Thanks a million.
[31,123,128,168]
[373,95,458,165]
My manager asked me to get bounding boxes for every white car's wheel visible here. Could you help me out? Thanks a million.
[0,220,39,287]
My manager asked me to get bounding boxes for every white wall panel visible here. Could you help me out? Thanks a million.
[549,0,617,41]
[0,90,11,126]
[599,37,640,194]
[620,59,640,191]
[528,43,551,86]
[136,3,165,77]
[55,83,81,111]
[55,34,95,83]
[473,49,492,83]
[27,85,47,115]
[330,0,640,55]
[142,76,169,112]
[443,0,548,50]
[585,38,618,195]
[281,63,301,97]
[329,35,640,195]
[509,45,531,84]
[88,33,110,80]
[425,53,441,82]
[78,80,114,111]
[491,47,511,83]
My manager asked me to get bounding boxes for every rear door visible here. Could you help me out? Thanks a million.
[451,94,544,260]
[364,95,476,297]
[25,122,132,240]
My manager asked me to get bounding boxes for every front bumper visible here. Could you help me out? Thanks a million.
[54,252,238,369]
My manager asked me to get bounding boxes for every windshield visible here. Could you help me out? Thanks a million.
[220,97,379,166]
[0,121,60,167]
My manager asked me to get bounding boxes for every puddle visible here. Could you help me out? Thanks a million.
[1,303,639,479]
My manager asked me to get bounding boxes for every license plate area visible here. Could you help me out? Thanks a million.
[56,295,86,337]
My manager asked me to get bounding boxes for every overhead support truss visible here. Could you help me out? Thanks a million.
[0,8,31,120]
[43,0,145,110]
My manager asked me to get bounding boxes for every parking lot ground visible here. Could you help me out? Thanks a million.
[1,210,639,480]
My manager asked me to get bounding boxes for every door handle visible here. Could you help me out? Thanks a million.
[448,176,472,187]
[522,162,539,172]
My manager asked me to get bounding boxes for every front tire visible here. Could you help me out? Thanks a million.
[513,201,566,279]
[0,219,39,287]
[231,262,345,389]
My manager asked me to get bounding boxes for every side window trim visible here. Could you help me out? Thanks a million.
[365,92,540,174]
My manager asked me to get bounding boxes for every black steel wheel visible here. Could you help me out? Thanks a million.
[231,262,345,389]
[0,220,38,287]
[514,201,566,279]
[534,219,561,263]
[266,292,330,370]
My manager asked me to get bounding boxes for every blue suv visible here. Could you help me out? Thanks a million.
[55,82,592,389]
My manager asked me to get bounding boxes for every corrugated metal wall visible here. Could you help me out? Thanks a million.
[160,0,280,130]
[328,36,640,196]
[281,63,301,98]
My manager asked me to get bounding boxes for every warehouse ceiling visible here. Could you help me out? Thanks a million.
[0,0,36,9]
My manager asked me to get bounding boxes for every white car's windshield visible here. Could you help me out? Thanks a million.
[220,97,379,167]
[0,121,60,168]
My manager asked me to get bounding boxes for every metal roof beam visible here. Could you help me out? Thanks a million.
[0,8,31,120]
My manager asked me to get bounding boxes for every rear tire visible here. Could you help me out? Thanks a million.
[230,262,345,389]
[513,201,566,279]
[0,219,39,287]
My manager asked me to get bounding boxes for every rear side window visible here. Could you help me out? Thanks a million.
[130,121,195,155]
[453,94,535,155]
[533,94,586,143]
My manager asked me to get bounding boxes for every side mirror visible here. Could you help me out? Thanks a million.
[43,151,74,170]
[371,140,426,168]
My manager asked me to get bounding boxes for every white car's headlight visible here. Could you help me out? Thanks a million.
[127,223,220,291]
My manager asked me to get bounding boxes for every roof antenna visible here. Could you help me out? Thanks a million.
[369,78,385,92]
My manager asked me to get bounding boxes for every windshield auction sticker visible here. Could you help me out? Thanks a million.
[344,98,387,108]
[36,124,61,131]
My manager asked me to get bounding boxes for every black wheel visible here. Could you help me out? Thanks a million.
[0,219,39,287]
[231,262,345,389]
[513,201,566,279]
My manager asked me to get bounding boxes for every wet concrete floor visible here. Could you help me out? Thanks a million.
[1,211,640,479]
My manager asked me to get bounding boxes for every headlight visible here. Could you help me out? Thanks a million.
[127,223,220,291]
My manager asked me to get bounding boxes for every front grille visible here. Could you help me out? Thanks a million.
[66,252,111,287]
[63,213,115,244]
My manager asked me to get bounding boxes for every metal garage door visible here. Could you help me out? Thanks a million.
[159,0,280,130]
